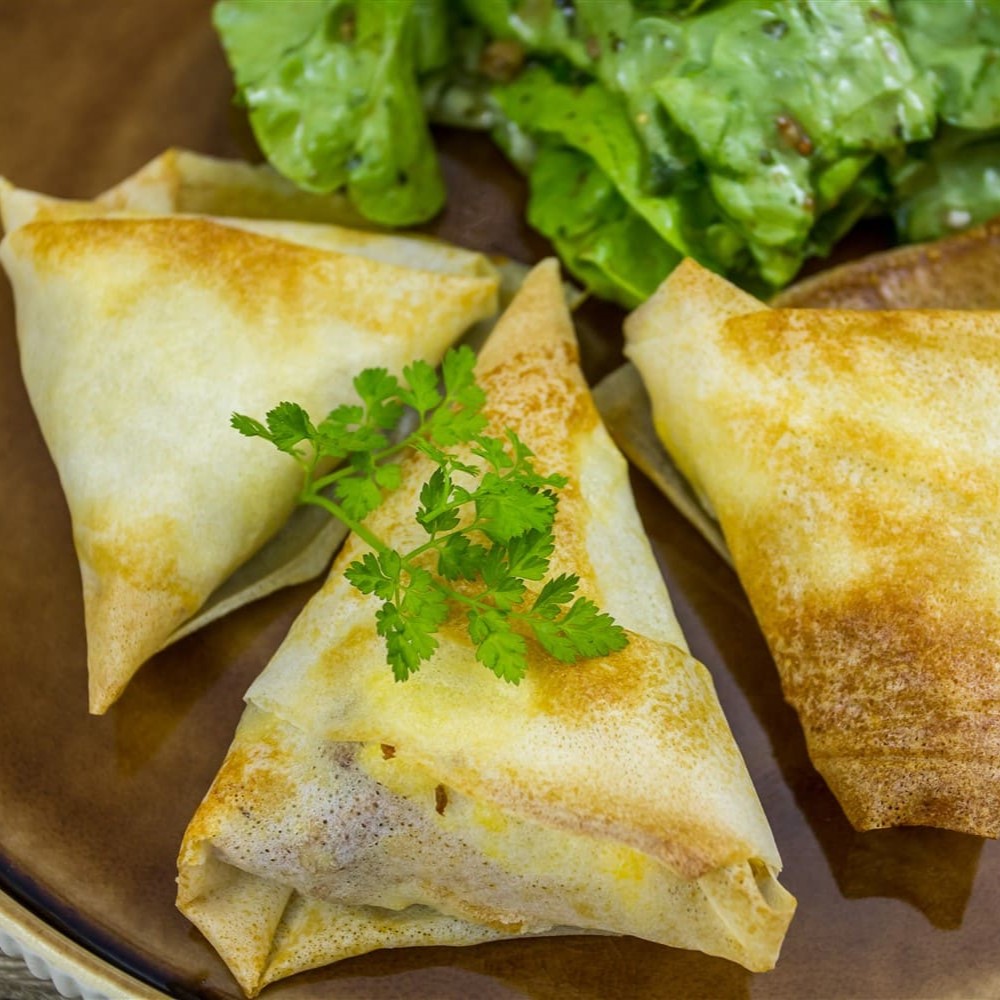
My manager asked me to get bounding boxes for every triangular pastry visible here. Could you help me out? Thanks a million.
[177,260,794,996]
[625,258,1000,835]
[0,160,499,712]
[0,149,496,277]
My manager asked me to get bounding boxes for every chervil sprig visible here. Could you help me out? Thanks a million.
[232,345,627,683]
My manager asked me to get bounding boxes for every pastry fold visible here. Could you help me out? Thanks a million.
[177,261,794,996]
[0,152,499,712]
[625,259,1000,835]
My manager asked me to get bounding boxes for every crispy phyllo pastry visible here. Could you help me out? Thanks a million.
[177,261,794,997]
[623,258,1000,836]
[0,155,499,713]
[0,148,497,275]
[772,215,1000,311]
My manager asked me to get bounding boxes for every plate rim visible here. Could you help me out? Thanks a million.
[0,887,169,1000]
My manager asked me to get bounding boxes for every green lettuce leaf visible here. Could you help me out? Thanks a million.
[892,127,1000,242]
[896,0,1000,130]
[647,0,936,285]
[460,0,633,71]
[213,0,450,226]
[492,65,745,273]
[484,2,938,290]
[211,0,1000,302]
[888,2,1000,241]
[525,145,681,308]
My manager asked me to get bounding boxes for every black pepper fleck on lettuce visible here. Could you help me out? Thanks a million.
[213,0,1000,307]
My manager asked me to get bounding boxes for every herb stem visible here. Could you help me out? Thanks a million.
[300,487,387,557]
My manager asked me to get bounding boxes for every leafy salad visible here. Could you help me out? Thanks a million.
[214,0,1000,305]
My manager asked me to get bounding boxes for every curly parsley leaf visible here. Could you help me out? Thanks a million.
[469,608,529,684]
[504,528,555,581]
[264,401,316,454]
[232,344,627,683]
[531,597,627,663]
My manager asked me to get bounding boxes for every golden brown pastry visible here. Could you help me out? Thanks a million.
[772,215,1000,310]
[625,258,1000,835]
[0,157,499,712]
[177,261,794,996]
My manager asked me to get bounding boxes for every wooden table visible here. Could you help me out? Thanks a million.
[0,952,63,999]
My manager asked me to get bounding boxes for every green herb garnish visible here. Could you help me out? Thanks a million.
[232,345,627,683]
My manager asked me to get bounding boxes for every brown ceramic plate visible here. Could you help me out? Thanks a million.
[2,3,999,998]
